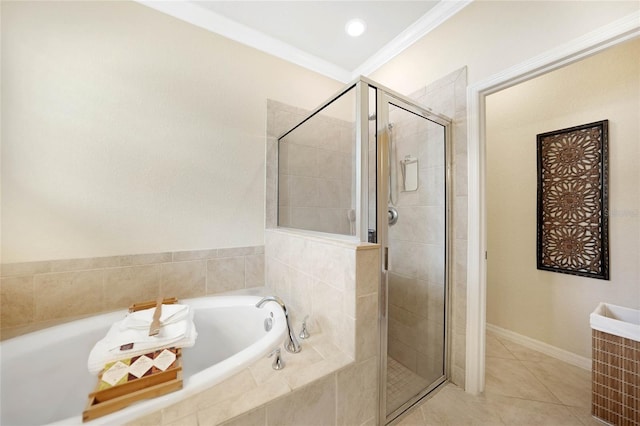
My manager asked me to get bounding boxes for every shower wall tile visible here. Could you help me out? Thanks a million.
[289,176,318,207]
[389,273,427,317]
[0,276,34,327]
[455,149,468,197]
[419,165,446,207]
[455,195,469,241]
[1,246,265,338]
[287,143,318,177]
[421,244,445,285]
[387,66,468,388]
[388,239,428,279]
[317,149,349,180]
[268,99,355,236]
[389,335,418,372]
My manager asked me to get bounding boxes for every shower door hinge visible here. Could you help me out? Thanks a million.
[485,251,488,260]
[384,247,388,270]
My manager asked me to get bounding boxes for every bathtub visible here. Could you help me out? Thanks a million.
[0,295,287,426]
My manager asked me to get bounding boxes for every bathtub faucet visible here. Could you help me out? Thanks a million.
[255,296,301,353]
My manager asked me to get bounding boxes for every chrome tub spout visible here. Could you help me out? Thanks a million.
[256,296,301,353]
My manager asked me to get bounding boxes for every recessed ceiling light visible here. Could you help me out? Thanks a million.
[345,18,366,37]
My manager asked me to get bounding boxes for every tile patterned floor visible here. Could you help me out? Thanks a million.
[387,357,429,413]
[396,330,601,425]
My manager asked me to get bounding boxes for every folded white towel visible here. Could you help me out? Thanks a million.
[119,304,190,330]
[87,306,197,374]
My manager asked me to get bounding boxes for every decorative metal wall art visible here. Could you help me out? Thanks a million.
[536,120,609,280]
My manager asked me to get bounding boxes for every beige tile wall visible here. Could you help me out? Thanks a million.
[408,68,468,387]
[265,99,381,426]
[264,228,379,361]
[386,106,447,384]
[0,246,265,339]
[267,99,356,236]
[126,230,380,426]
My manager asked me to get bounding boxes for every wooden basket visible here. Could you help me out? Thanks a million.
[82,298,183,422]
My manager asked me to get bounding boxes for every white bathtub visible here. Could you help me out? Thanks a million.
[0,295,287,426]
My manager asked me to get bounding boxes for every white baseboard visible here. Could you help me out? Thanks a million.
[486,323,592,371]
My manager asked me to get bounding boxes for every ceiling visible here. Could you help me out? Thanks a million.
[138,1,471,82]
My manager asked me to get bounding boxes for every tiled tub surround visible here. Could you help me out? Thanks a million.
[0,246,265,340]
[128,229,381,426]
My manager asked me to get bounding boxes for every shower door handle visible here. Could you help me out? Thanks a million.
[388,206,398,225]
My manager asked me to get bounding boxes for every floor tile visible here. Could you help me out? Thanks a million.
[395,406,426,426]
[521,359,591,409]
[487,394,583,425]
[566,406,602,426]
[486,332,517,359]
[485,357,562,403]
[393,330,596,426]
[496,338,559,364]
[419,383,504,425]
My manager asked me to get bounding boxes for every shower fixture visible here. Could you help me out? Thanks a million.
[388,206,399,226]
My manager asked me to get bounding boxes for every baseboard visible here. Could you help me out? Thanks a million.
[486,323,591,371]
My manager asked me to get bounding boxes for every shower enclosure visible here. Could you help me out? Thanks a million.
[277,77,451,424]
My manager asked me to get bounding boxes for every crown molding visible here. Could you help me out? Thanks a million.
[352,0,472,78]
[137,1,470,84]
[137,0,353,83]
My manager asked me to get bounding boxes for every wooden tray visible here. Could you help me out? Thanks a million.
[82,298,183,422]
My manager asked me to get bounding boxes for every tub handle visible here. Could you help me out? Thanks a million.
[299,315,310,340]
[269,348,285,370]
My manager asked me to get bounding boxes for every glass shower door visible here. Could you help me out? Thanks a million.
[378,95,449,421]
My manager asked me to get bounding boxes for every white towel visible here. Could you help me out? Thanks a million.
[87,305,197,374]
[119,304,190,330]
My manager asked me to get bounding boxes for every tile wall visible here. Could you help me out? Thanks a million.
[271,99,356,236]
[411,68,469,386]
[386,108,447,385]
[127,230,381,426]
[0,246,265,340]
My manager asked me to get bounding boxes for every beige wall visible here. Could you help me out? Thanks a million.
[1,1,342,263]
[370,1,638,93]
[486,38,640,358]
